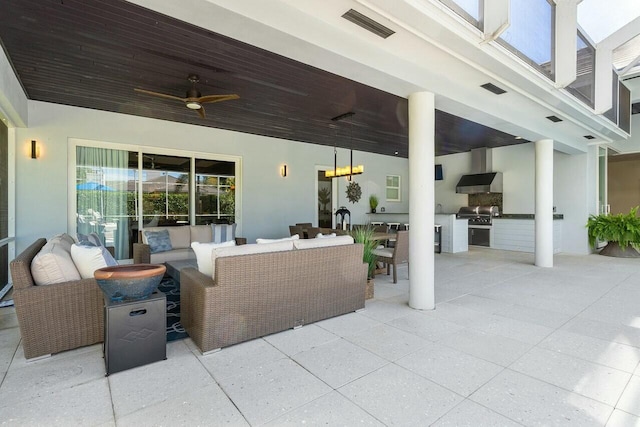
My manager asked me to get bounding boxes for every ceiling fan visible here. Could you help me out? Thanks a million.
[134,74,239,118]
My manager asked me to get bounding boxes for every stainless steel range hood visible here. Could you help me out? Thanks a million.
[456,148,503,194]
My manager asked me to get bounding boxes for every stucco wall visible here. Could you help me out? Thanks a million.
[14,101,409,252]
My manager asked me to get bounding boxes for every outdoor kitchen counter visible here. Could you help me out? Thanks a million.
[435,214,468,253]
[492,216,563,253]
[497,214,564,220]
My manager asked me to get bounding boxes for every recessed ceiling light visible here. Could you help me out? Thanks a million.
[583,135,595,140]
[545,115,563,123]
[480,83,507,95]
[394,151,399,155]
[515,136,523,140]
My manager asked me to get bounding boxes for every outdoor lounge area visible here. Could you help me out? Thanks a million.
[2,0,640,426]
[1,248,639,426]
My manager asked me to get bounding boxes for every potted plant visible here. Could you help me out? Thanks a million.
[586,206,640,257]
[369,194,379,213]
[351,224,377,299]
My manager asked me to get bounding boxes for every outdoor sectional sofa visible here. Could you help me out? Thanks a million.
[180,241,367,353]
[10,238,104,359]
[133,224,245,264]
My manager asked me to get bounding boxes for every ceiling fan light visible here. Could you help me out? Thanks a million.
[186,101,202,110]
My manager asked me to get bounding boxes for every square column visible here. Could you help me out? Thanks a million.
[408,91,435,310]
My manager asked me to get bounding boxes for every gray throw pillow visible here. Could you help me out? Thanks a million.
[144,229,173,254]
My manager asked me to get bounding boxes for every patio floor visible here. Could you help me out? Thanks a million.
[1,247,639,426]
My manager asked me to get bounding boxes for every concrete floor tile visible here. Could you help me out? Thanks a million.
[467,314,555,345]
[345,323,430,361]
[0,346,105,408]
[562,317,640,349]
[315,312,382,337]
[0,312,18,330]
[431,399,522,426]
[471,369,613,426]
[438,328,532,367]
[396,343,503,397]
[292,338,388,388]
[0,327,20,373]
[494,303,573,329]
[388,311,464,342]
[265,391,385,426]
[109,340,215,418]
[263,324,339,357]
[447,294,510,314]
[0,378,113,426]
[617,375,640,417]
[338,364,463,425]
[197,338,287,381]
[540,330,640,373]
[606,409,640,426]
[511,348,631,406]
[428,302,490,327]
[117,383,249,427]
[217,358,332,425]
[358,299,415,323]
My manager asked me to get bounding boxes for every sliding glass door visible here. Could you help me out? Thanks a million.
[72,141,239,261]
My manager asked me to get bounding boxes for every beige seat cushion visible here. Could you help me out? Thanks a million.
[31,240,81,285]
[293,235,354,250]
[190,225,213,244]
[256,234,300,244]
[211,240,293,278]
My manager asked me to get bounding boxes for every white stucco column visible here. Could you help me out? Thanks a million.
[408,91,435,310]
[535,139,554,267]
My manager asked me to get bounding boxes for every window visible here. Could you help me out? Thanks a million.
[195,158,236,224]
[566,31,595,107]
[438,0,483,29]
[0,120,8,292]
[386,175,401,202]
[72,140,240,261]
[497,0,555,80]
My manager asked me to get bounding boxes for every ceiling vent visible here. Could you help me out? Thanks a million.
[342,9,395,39]
[546,115,563,123]
[583,135,596,140]
[480,83,507,95]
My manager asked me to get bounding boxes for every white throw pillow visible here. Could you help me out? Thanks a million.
[211,240,293,278]
[315,233,337,238]
[255,234,300,244]
[31,241,81,285]
[191,240,236,276]
[293,235,354,250]
[70,244,117,279]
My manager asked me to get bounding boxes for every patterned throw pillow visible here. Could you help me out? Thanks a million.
[144,229,173,254]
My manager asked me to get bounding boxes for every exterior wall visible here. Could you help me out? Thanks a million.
[14,101,409,253]
[608,153,640,215]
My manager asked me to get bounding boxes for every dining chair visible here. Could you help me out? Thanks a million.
[372,230,409,284]
[289,225,303,237]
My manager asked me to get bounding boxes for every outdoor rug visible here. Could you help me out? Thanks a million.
[157,276,189,342]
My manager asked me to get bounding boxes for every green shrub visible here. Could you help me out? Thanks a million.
[586,206,640,250]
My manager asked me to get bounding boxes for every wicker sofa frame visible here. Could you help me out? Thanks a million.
[181,243,367,353]
[9,238,104,359]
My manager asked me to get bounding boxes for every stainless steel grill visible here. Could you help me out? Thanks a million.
[456,206,499,226]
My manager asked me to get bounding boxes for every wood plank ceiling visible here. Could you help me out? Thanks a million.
[0,0,525,157]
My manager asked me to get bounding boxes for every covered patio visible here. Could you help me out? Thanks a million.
[1,248,638,425]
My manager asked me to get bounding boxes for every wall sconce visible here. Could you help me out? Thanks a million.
[31,140,39,159]
[280,164,288,177]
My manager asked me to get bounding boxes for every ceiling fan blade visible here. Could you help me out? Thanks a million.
[196,106,206,119]
[197,94,240,104]
[134,88,186,102]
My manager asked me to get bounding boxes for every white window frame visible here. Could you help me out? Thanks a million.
[386,175,401,202]
[67,138,243,257]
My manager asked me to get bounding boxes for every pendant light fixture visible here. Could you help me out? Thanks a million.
[325,112,364,179]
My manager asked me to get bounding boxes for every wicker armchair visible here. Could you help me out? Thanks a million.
[9,239,104,359]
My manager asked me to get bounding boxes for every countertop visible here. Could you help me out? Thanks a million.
[497,214,564,220]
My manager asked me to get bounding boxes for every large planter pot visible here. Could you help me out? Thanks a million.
[598,242,640,258]
[366,278,374,300]
[94,264,166,301]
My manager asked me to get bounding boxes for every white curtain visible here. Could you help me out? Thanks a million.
[76,147,130,259]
